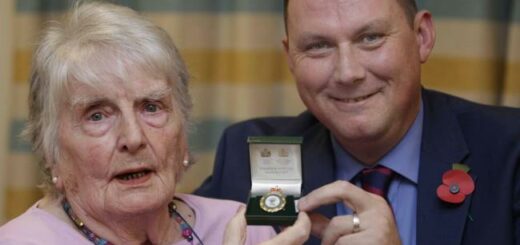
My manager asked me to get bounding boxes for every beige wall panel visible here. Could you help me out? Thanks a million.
[433,19,508,59]
[423,56,503,104]
[191,84,305,120]
[146,13,284,50]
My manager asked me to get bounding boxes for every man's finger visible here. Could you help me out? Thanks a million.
[297,180,375,212]
[307,212,329,239]
[320,214,358,245]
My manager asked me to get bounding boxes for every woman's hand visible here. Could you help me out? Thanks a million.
[259,212,311,245]
[223,206,248,245]
[223,206,311,245]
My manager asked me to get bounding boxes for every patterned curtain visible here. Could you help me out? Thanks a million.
[0,0,519,224]
[420,0,520,105]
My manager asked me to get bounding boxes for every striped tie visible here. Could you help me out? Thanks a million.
[360,165,395,199]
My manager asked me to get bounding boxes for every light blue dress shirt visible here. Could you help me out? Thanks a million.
[332,101,423,245]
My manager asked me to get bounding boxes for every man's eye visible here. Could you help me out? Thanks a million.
[144,103,159,113]
[306,42,330,51]
[89,112,104,121]
[362,33,383,44]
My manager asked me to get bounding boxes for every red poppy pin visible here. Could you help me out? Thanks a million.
[436,163,475,204]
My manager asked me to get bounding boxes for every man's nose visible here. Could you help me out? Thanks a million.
[117,113,146,153]
[333,46,366,84]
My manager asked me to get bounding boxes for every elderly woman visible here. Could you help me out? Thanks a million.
[0,2,311,244]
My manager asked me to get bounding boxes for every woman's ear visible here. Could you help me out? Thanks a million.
[50,166,64,191]
[414,10,436,63]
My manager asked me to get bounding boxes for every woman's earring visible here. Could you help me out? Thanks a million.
[182,159,189,167]
[52,176,58,184]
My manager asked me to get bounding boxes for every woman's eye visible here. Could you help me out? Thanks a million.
[144,103,159,113]
[89,112,104,121]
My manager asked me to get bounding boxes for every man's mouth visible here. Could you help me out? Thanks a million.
[333,91,379,103]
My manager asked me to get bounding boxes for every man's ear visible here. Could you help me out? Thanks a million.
[282,37,295,74]
[414,10,436,63]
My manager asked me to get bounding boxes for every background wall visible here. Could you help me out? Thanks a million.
[0,0,519,224]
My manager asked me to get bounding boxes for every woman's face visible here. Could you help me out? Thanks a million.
[54,71,187,217]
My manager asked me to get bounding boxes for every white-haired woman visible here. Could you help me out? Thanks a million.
[0,2,310,244]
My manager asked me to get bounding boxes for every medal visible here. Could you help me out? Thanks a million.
[259,187,286,213]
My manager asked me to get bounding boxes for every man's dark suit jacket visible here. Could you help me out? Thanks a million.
[195,89,520,245]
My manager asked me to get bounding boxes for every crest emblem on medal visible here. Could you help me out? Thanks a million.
[260,187,286,213]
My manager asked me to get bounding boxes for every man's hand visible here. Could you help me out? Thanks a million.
[298,180,401,245]
[223,205,311,245]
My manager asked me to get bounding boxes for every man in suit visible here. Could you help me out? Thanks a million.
[196,0,520,244]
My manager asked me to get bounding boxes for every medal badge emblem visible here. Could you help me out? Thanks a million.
[259,187,286,213]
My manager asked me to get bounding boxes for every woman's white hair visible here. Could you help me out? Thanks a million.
[24,1,192,197]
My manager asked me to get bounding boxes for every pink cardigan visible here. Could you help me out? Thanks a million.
[0,193,276,244]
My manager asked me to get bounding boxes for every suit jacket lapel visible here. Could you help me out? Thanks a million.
[417,90,474,245]
[301,122,337,219]
[276,113,337,219]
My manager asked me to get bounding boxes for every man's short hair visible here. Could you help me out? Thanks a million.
[283,0,418,34]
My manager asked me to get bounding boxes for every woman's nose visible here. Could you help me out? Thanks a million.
[117,113,146,153]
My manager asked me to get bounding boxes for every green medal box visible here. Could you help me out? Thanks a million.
[245,136,303,226]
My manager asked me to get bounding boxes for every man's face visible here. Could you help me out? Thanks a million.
[55,71,186,217]
[284,0,433,161]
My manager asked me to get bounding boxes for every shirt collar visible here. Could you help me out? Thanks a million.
[332,99,423,184]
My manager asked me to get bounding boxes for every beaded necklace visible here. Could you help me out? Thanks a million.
[62,199,204,245]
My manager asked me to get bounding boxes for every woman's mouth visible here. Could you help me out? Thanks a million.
[114,169,153,184]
